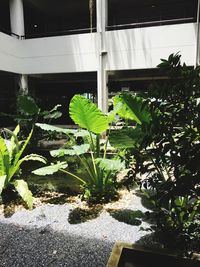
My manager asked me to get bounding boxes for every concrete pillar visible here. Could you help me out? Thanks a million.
[10,0,28,93]
[196,0,200,67]
[18,74,28,95]
[9,0,25,37]
[96,0,108,113]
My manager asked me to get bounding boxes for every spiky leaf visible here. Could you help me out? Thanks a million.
[69,95,108,134]
[9,128,34,179]
[0,137,10,176]
[19,154,46,165]
[32,162,68,176]
[12,179,33,209]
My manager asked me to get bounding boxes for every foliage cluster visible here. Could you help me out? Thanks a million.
[0,126,46,209]
[111,54,200,254]
[32,95,125,202]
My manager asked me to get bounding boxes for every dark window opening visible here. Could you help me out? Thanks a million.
[0,72,16,127]
[29,72,97,124]
[108,0,198,31]
[24,0,96,39]
[0,0,11,35]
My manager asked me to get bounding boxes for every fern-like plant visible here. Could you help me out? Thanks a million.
[0,125,46,209]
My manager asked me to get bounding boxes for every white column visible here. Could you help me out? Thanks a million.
[195,0,200,67]
[96,0,108,113]
[9,0,25,36]
[18,74,28,95]
[10,0,28,93]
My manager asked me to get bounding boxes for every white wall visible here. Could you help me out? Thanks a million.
[105,23,197,70]
[21,33,98,74]
[0,23,197,74]
[0,32,22,73]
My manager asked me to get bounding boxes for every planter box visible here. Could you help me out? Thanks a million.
[106,241,200,267]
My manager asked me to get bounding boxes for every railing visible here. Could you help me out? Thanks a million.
[0,16,195,40]
[0,26,21,39]
[24,27,97,39]
[107,17,195,31]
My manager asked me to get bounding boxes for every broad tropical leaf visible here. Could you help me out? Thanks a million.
[50,144,90,157]
[114,94,151,125]
[73,129,96,139]
[0,175,7,195]
[12,179,33,209]
[96,158,125,171]
[17,95,39,115]
[32,162,68,176]
[69,95,109,134]
[109,127,144,148]
[36,123,76,135]
[107,102,122,124]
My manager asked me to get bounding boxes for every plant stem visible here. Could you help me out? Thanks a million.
[96,135,100,158]
[60,169,86,184]
[90,150,97,177]
[103,128,111,159]
[89,131,95,152]
[77,155,95,182]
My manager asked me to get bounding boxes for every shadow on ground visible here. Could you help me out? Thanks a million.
[108,209,145,226]
[0,222,113,267]
[68,206,102,224]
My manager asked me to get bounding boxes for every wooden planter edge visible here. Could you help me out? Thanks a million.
[106,241,200,267]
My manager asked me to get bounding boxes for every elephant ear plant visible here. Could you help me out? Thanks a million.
[0,125,46,209]
[33,95,124,202]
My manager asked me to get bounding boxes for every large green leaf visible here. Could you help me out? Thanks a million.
[114,94,151,125]
[32,162,68,176]
[0,175,7,195]
[107,102,122,124]
[73,129,96,139]
[36,123,76,135]
[95,158,125,171]
[12,179,33,209]
[50,144,90,157]
[109,127,144,149]
[69,95,109,134]
[17,95,39,115]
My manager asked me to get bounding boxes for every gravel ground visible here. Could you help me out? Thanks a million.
[0,193,152,267]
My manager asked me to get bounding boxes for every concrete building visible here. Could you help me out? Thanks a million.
[0,0,199,125]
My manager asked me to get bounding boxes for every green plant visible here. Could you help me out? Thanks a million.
[0,125,46,209]
[32,95,124,202]
[112,53,200,254]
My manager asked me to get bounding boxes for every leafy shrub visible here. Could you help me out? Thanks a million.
[0,125,46,209]
[111,53,200,254]
[33,95,125,202]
